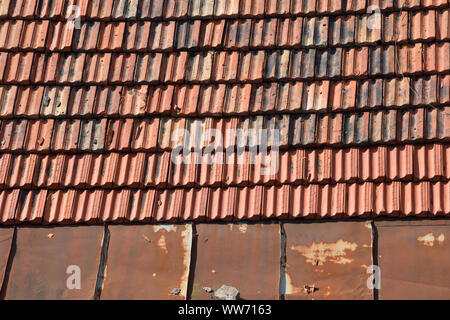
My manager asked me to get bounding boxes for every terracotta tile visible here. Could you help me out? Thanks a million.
[213,51,239,82]
[35,0,65,18]
[110,53,136,83]
[329,80,357,110]
[265,50,290,80]
[342,0,367,12]
[240,0,265,17]
[290,113,317,146]
[238,51,265,81]
[105,119,133,151]
[291,0,316,15]
[410,10,436,41]
[126,190,155,222]
[189,0,215,18]
[440,74,450,104]
[0,85,18,117]
[149,21,176,51]
[437,9,450,40]
[301,80,330,112]
[33,154,63,188]
[147,85,174,115]
[92,86,121,116]
[83,53,112,84]
[302,16,329,48]
[356,14,382,44]
[130,53,162,83]
[411,75,438,105]
[0,52,7,80]
[72,22,101,51]
[78,119,107,151]
[343,112,370,144]
[15,190,47,223]
[224,150,250,186]
[2,154,38,188]
[18,20,49,50]
[172,85,199,116]
[46,21,74,51]
[370,46,395,76]
[9,0,36,19]
[67,86,95,116]
[319,0,345,13]
[422,0,449,7]
[215,0,240,17]
[50,119,80,151]
[198,152,224,186]
[183,118,207,151]
[119,85,148,116]
[290,184,319,218]
[40,86,70,117]
[0,120,28,151]
[396,0,421,8]
[396,43,423,75]
[185,52,214,83]
[31,54,63,84]
[383,11,409,43]
[180,188,209,221]
[266,0,291,15]
[43,189,77,223]
[207,187,237,221]
[277,17,302,47]
[225,19,251,49]
[276,81,303,112]
[14,86,43,118]
[97,22,125,51]
[384,77,410,107]
[0,189,20,224]
[132,118,160,151]
[153,189,182,222]
[0,0,10,18]
[72,190,104,223]
[198,84,226,116]
[0,20,24,50]
[290,49,315,79]
[436,43,450,72]
[86,0,113,19]
[111,0,139,19]
[356,78,383,109]
[142,152,170,187]
[168,152,198,187]
[175,20,200,50]
[315,48,342,79]
[4,53,34,84]
[163,0,189,18]
[199,20,225,48]
[330,15,355,46]
[251,19,277,48]
[161,52,187,83]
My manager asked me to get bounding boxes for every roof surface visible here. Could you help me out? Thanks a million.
[0,0,449,224]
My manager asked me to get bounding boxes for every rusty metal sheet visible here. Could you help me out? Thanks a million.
[191,223,280,300]
[4,226,103,300]
[283,221,373,300]
[0,228,14,288]
[101,224,192,300]
[376,220,450,300]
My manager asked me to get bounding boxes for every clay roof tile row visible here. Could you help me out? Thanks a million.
[1,180,449,224]
[0,108,448,152]
[0,144,447,189]
[2,0,449,21]
[1,10,449,52]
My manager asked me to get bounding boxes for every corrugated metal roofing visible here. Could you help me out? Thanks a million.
[0,0,449,224]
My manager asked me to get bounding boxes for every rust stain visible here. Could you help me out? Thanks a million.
[417,233,445,247]
[289,239,358,266]
[157,234,168,253]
